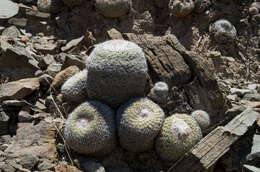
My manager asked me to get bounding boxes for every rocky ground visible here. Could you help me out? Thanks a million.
[1,0,260,172]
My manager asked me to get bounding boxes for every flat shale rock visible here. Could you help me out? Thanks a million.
[0,45,39,81]
[124,33,191,87]
[0,0,19,19]
[0,78,39,101]
[4,120,57,162]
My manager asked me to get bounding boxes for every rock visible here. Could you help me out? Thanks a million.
[25,8,51,19]
[227,94,239,101]
[0,46,39,81]
[0,0,19,19]
[248,84,260,91]
[124,33,191,87]
[19,155,39,170]
[0,162,15,172]
[5,120,57,162]
[2,100,26,107]
[246,134,260,166]
[18,108,34,122]
[62,55,86,70]
[34,41,58,55]
[0,135,12,151]
[230,88,253,97]
[8,18,28,27]
[47,63,62,77]
[38,55,55,70]
[194,0,211,13]
[39,74,53,89]
[0,111,9,135]
[37,159,55,171]
[0,78,40,101]
[243,165,260,172]
[225,105,247,118]
[81,161,105,172]
[107,28,124,40]
[2,26,21,38]
[61,36,85,52]
[244,94,260,101]
[51,66,80,90]
[55,163,82,172]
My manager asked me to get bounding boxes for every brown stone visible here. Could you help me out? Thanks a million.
[55,164,82,172]
[0,78,40,101]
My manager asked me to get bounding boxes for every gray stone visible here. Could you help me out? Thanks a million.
[19,155,39,170]
[61,36,85,52]
[246,134,260,166]
[107,28,123,40]
[38,54,55,70]
[243,165,260,172]
[0,46,39,81]
[0,162,15,172]
[81,161,105,172]
[0,111,9,135]
[47,63,62,77]
[2,26,21,38]
[243,94,260,101]
[0,78,40,101]
[230,88,253,97]
[8,18,28,27]
[39,74,53,88]
[37,160,55,171]
[248,84,260,91]
[62,55,85,70]
[227,94,238,101]
[0,0,19,19]
[0,135,12,151]
[2,100,26,107]
[18,108,33,122]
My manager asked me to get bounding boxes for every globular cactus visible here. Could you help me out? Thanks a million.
[117,98,165,152]
[61,70,88,103]
[191,110,210,131]
[86,40,148,108]
[209,19,237,43]
[155,114,202,161]
[95,0,132,18]
[148,82,169,105]
[249,2,260,15]
[37,0,62,13]
[168,0,195,17]
[64,100,117,156]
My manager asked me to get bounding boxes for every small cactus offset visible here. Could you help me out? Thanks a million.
[86,39,148,108]
[168,0,195,17]
[64,100,117,156]
[191,110,210,131]
[95,0,132,18]
[37,0,62,13]
[155,114,202,161]
[209,19,237,43]
[149,82,169,105]
[117,98,165,152]
[61,70,88,103]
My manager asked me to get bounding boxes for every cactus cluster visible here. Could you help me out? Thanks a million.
[191,110,210,131]
[168,0,195,17]
[61,39,206,161]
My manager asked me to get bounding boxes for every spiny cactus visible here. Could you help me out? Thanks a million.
[117,98,165,152]
[209,19,237,43]
[148,82,169,105]
[155,114,202,161]
[191,110,210,131]
[61,70,88,103]
[168,0,195,17]
[64,100,116,156]
[86,39,148,108]
[95,0,132,18]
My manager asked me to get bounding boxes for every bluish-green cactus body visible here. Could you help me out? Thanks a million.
[117,98,165,152]
[64,100,116,156]
[155,114,202,161]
